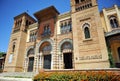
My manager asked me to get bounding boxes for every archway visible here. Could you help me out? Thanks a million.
[39,42,52,69]
[61,42,73,69]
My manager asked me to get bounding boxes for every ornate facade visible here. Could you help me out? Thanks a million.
[4,0,120,72]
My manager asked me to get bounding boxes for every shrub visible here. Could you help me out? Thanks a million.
[33,71,120,81]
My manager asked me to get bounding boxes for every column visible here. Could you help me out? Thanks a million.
[39,52,43,69]
[35,53,40,72]
[24,58,28,72]
[51,51,54,69]
[103,9,111,32]
[115,5,120,26]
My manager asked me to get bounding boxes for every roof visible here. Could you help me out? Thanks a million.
[34,6,60,20]
[14,12,36,22]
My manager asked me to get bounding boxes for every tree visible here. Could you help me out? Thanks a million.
[0,52,6,58]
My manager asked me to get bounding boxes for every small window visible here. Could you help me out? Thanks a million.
[26,20,29,26]
[83,23,91,39]
[12,42,15,52]
[84,27,90,39]
[109,16,119,28]
[75,0,79,4]
[42,25,51,36]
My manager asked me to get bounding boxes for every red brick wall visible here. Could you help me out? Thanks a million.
[37,18,55,38]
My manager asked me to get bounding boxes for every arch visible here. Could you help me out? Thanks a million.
[37,39,54,53]
[27,48,34,57]
[39,41,52,54]
[61,42,72,52]
[25,46,34,57]
[82,23,91,39]
[58,38,73,52]
[82,23,90,28]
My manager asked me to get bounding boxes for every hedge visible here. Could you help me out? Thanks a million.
[33,71,120,81]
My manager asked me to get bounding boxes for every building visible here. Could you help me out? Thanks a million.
[4,0,120,72]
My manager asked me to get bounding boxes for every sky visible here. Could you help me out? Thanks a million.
[0,0,120,52]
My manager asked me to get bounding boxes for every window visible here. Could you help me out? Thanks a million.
[27,48,34,57]
[29,30,37,42]
[61,42,72,51]
[75,0,79,4]
[26,20,29,26]
[42,25,51,37]
[60,19,72,34]
[83,23,91,39]
[42,45,52,52]
[68,21,72,32]
[84,27,90,39]
[109,16,119,28]
[12,42,15,52]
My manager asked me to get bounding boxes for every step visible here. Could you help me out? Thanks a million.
[0,72,38,78]
[0,77,32,81]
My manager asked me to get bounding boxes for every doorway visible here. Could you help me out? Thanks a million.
[43,55,51,69]
[63,53,73,69]
[118,47,120,59]
[28,57,34,72]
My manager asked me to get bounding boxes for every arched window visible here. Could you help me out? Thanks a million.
[109,16,119,28]
[61,42,72,51]
[42,45,52,52]
[27,48,34,57]
[84,27,90,39]
[12,42,16,52]
[118,47,120,60]
[83,23,91,39]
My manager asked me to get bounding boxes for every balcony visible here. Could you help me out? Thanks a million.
[75,0,92,12]
[41,31,51,38]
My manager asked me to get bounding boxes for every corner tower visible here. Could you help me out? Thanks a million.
[71,0,110,69]
[4,12,36,72]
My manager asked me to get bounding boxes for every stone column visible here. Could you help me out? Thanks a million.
[36,53,40,72]
[58,51,63,69]
[115,5,120,26]
[51,51,54,69]
[24,57,28,72]
[39,52,43,69]
[34,56,38,72]
[103,9,111,32]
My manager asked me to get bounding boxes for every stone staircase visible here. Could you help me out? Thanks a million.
[0,72,38,78]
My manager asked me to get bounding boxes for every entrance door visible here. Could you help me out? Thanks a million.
[63,53,73,69]
[43,55,51,69]
[28,57,34,72]
[118,47,120,59]
[116,47,120,68]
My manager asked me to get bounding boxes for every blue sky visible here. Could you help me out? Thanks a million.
[0,0,120,52]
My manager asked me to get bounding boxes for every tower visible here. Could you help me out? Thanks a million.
[4,12,36,72]
[71,0,110,69]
